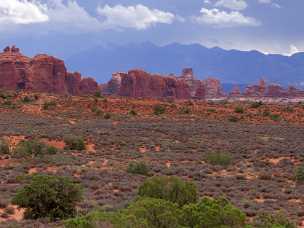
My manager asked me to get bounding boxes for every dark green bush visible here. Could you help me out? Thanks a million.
[0,139,10,155]
[13,140,57,158]
[252,212,296,228]
[127,161,150,176]
[250,101,263,109]
[179,106,191,114]
[234,106,244,114]
[153,105,166,115]
[295,164,304,182]
[180,197,246,228]
[204,151,232,167]
[64,137,86,151]
[129,110,137,116]
[65,210,148,228]
[22,96,34,103]
[43,101,57,110]
[138,176,198,206]
[123,197,180,228]
[103,113,111,119]
[12,174,82,220]
[228,116,239,122]
[270,114,281,121]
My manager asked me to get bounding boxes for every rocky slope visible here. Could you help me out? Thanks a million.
[0,46,99,95]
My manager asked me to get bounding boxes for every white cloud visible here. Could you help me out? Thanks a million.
[97,4,176,30]
[258,0,272,3]
[46,0,101,30]
[194,8,260,27]
[215,0,248,11]
[286,45,302,56]
[0,0,48,24]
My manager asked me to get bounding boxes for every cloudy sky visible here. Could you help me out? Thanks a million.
[0,0,302,58]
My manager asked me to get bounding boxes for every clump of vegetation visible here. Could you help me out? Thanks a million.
[252,212,296,228]
[138,176,198,206]
[94,91,103,98]
[284,106,294,113]
[204,151,232,167]
[21,96,36,103]
[64,137,86,151]
[207,108,216,113]
[13,140,58,158]
[270,114,281,121]
[153,105,166,115]
[228,116,239,122]
[0,139,10,155]
[91,105,103,116]
[180,197,246,228]
[123,197,180,228]
[43,101,57,110]
[250,101,263,109]
[262,110,271,117]
[295,163,304,182]
[103,113,111,119]
[12,174,82,220]
[234,106,244,114]
[127,161,150,176]
[129,110,137,116]
[179,106,191,114]
[2,100,16,109]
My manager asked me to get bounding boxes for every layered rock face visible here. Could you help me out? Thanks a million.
[103,68,223,99]
[238,79,304,98]
[0,46,99,95]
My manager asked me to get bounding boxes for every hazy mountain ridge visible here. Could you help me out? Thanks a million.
[66,42,304,85]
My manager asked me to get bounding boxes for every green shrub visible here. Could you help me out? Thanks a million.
[129,110,137,116]
[94,91,103,98]
[123,197,180,228]
[270,114,281,121]
[250,101,263,109]
[12,174,82,220]
[228,116,239,122]
[179,107,191,114]
[127,161,150,176]
[207,108,216,113]
[252,212,296,228]
[204,151,232,167]
[138,176,198,206]
[103,113,111,119]
[43,101,57,110]
[64,137,86,151]
[295,164,304,182]
[65,210,148,228]
[153,105,166,115]
[234,106,244,114]
[22,96,33,103]
[180,197,246,228]
[13,140,57,158]
[0,139,10,155]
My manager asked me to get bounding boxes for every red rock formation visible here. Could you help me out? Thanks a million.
[229,85,241,97]
[103,68,223,99]
[244,79,266,97]
[0,46,99,95]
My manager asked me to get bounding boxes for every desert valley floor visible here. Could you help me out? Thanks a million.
[1,92,304,227]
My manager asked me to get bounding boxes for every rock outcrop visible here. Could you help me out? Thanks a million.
[0,46,99,95]
[103,68,223,99]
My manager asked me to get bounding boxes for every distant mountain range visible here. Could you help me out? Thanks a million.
[66,42,304,86]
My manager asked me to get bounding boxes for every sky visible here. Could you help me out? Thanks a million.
[0,0,303,58]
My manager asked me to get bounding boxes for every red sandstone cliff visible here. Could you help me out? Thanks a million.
[0,46,99,95]
[103,68,223,99]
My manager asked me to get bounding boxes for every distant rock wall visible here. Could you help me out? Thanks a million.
[103,68,223,99]
[0,46,99,95]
